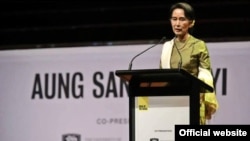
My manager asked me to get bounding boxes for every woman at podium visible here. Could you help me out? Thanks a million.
[160,2,219,125]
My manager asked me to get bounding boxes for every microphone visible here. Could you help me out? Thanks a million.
[128,37,166,70]
[174,40,182,71]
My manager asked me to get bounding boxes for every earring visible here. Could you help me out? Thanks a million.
[191,20,195,27]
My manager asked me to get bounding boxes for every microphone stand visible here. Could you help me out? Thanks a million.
[128,37,166,70]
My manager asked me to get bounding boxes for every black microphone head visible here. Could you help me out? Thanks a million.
[162,36,167,40]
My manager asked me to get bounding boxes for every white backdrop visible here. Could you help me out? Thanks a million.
[0,41,250,141]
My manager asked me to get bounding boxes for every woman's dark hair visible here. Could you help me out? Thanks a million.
[169,2,195,20]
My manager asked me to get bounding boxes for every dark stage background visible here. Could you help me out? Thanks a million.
[1,0,249,50]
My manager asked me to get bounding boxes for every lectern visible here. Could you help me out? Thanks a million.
[115,69,213,141]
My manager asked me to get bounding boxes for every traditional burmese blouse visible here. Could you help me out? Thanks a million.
[160,35,219,124]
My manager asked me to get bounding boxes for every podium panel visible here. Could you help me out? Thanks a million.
[135,96,189,141]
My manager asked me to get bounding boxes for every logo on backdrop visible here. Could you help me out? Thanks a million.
[62,133,81,141]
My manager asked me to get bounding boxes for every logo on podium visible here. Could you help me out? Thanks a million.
[150,138,159,141]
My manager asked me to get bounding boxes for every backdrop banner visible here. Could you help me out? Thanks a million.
[0,41,250,141]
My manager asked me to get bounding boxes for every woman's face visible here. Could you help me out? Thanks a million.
[170,8,193,38]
